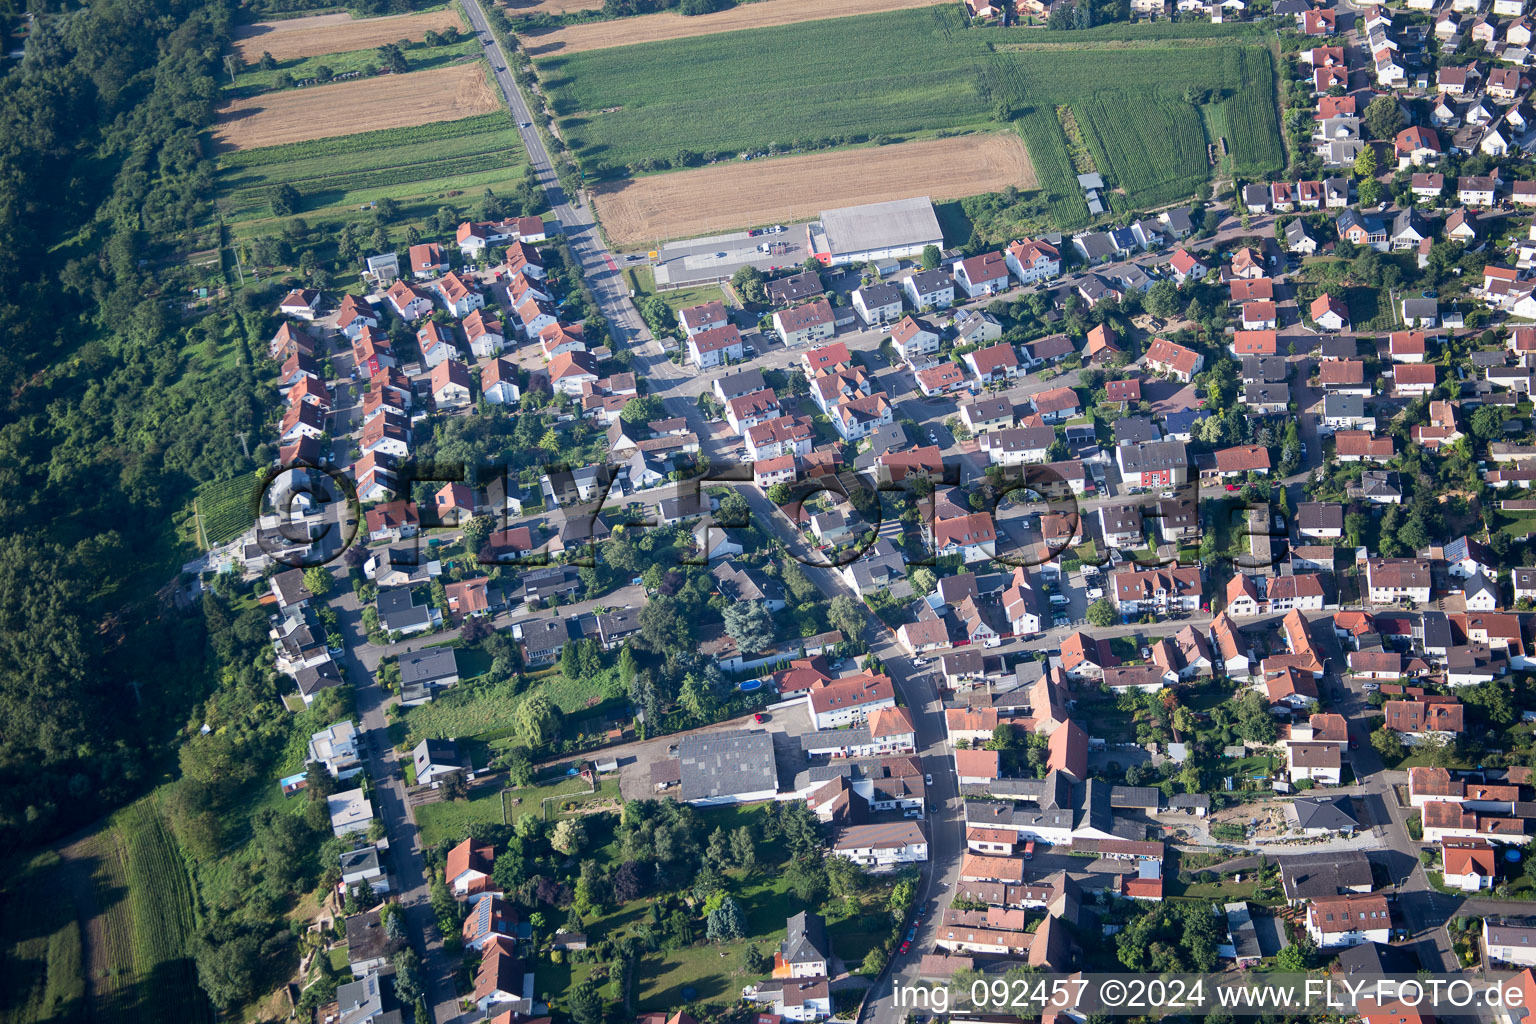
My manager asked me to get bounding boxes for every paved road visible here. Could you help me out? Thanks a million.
[328,569,464,1024]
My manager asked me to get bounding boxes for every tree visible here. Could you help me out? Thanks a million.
[270,183,301,217]
[551,818,587,856]
[1358,177,1383,208]
[909,567,937,596]
[460,515,494,559]
[828,594,865,640]
[516,693,560,746]
[723,601,774,653]
[921,244,942,270]
[1472,404,1505,440]
[730,825,756,871]
[502,745,535,787]
[706,895,746,942]
[1371,727,1406,762]
[767,482,792,505]
[1145,279,1180,319]
[259,50,277,70]
[744,944,768,973]
[1086,598,1117,627]
[303,566,333,598]
[677,672,717,722]
[1364,94,1404,140]
[567,978,605,1024]
[620,393,663,424]
[1354,144,1378,181]
[732,264,767,304]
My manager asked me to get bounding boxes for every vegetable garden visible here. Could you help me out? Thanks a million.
[195,475,258,547]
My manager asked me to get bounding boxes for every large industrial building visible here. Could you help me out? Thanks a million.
[807,197,944,267]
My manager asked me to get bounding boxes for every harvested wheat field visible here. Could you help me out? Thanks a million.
[594,134,1036,247]
[232,8,466,62]
[213,64,500,151]
[525,0,948,55]
[504,0,603,13]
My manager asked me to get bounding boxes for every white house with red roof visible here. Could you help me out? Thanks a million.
[481,357,520,405]
[1168,248,1209,284]
[417,321,458,369]
[1144,337,1204,381]
[463,309,505,359]
[1005,237,1062,285]
[385,279,434,321]
[953,251,1010,298]
[963,343,1021,383]
[431,359,473,411]
[932,512,997,562]
[548,350,600,396]
[278,288,322,320]
[1310,292,1351,331]
[434,271,484,318]
[689,324,745,369]
[408,242,448,280]
[335,294,378,338]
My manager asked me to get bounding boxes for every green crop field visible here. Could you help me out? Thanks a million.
[196,474,259,547]
[216,113,528,230]
[223,37,481,100]
[531,7,1281,224]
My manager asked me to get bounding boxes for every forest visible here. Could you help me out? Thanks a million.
[0,0,281,852]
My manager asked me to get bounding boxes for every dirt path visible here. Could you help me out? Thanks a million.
[594,133,1036,247]
[232,8,467,62]
[523,0,949,56]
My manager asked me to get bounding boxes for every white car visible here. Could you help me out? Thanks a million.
[1361,682,1380,691]
[924,773,933,785]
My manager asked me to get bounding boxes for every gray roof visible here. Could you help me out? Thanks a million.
[677,729,779,802]
[1403,298,1439,317]
[819,197,942,257]
[1077,173,1106,190]
[1226,901,1262,960]
[856,282,902,307]
[412,737,459,775]
[1279,850,1373,900]
[399,647,457,686]
[715,366,766,397]
[907,268,952,295]
[1118,439,1188,471]
[520,617,570,655]
[346,908,403,966]
[294,660,342,697]
[1113,416,1160,445]
[1245,382,1289,407]
[1292,794,1359,832]
[1241,356,1290,383]
[781,911,829,967]
[377,586,432,631]
[340,845,381,877]
[1337,940,1420,976]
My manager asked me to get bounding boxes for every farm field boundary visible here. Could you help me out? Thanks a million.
[593,133,1035,247]
[521,0,950,56]
[505,0,603,11]
[216,113,526,224]
[232,7,466,61]
[213,63,501,151]
[535,7,1280,223]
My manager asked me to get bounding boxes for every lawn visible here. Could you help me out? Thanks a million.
[403,664,628,748]
[414,775,624,847]
[414,786,508,847]
[627,265,731,311]
[532,8,1280,222]
[216,113,529,229]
